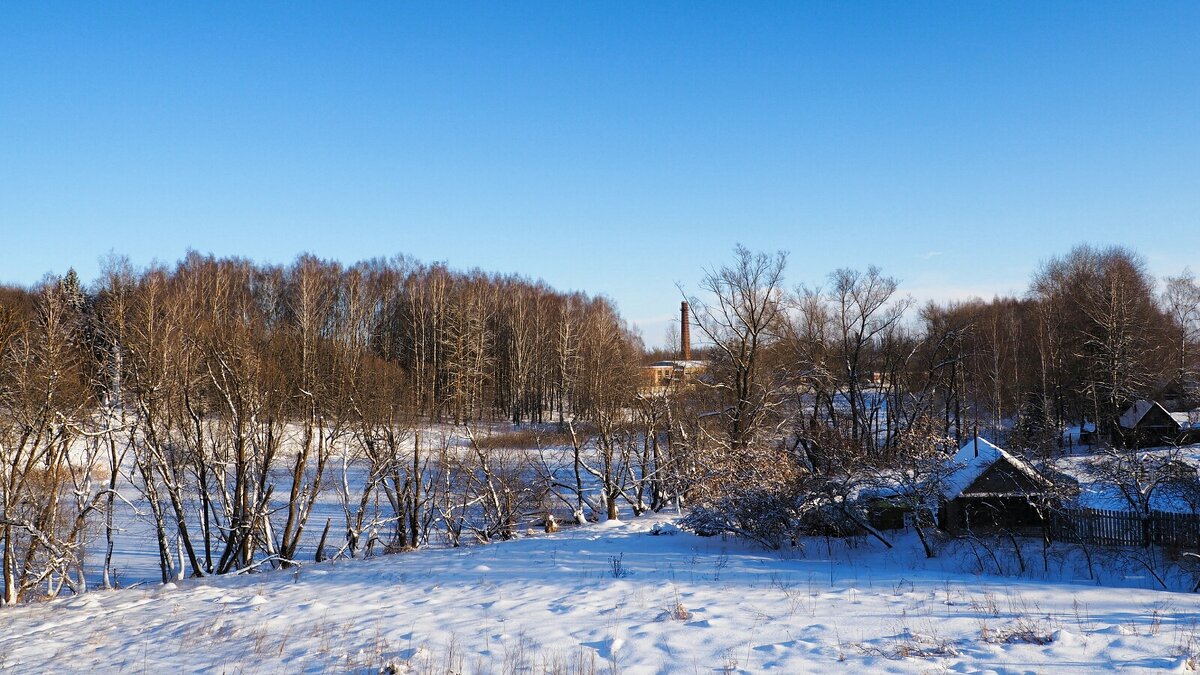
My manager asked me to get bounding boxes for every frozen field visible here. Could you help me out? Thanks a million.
[3,514,1199,673]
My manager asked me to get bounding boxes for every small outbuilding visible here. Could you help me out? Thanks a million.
[1118,399,1199,446]
[938,437,1057,535]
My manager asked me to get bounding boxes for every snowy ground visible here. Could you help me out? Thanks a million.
[4,515,1200,673]
[1055,445,1200,513]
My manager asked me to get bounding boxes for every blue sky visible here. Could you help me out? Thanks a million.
[3,3,1199,345]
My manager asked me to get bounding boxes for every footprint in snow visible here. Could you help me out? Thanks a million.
[581,637,625,661]
[67,596,101,610]
[753,640,797,654]
[397,645,428,661]
[241,595,268,610]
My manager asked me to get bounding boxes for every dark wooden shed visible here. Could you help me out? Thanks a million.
[938,438,1056,535]
[1118,400,1186,446]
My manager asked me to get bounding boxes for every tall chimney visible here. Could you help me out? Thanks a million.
[680,301,691,361]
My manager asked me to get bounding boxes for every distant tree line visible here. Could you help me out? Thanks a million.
[0,252,642,604]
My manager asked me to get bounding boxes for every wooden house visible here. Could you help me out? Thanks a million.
[1118,399,1198,446]
[938,437,1058,535]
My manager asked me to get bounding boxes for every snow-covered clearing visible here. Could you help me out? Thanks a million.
[4,515,1200,673]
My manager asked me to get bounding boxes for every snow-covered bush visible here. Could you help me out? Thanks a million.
[648,522,679,536]
[682,486,798,549]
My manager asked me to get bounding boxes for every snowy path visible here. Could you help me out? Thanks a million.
[3,517,1199,673]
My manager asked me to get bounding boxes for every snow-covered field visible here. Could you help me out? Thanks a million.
[4,515,1200,673]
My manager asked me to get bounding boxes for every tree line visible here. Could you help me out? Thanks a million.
[675,244,1200,549]
[0,252,644,604]
[3,243,1198,603]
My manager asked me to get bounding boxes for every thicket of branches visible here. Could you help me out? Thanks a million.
[678,244,1200,549]
[0,252,649,604]
[3,243,1198,601]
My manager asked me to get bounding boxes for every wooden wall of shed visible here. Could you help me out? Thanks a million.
[961,460,1045,497]
[939,497,1045,534]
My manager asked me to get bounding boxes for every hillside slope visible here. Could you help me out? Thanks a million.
[1,516,1198,673]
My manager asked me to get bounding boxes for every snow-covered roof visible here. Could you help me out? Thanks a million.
[1120,400,1153,429]
[1118,399,1180,430]
[647,360,707,369]
[942,437,1049,501]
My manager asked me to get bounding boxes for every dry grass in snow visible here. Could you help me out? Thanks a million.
[2,516,1199,673]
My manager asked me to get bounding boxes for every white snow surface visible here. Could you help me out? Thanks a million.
[1056,446,1200,513]
[3,515,1200,673]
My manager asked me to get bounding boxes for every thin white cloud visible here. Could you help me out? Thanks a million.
[903,283,1027,305]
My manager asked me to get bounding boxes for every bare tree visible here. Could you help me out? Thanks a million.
[873,419,958,558]
[824,266,913,453]
[689,245,788,453]
[1163,269,1200,393]
[0,279,93,603]
[1032,245,1168,440]
[1086,446,1195,547]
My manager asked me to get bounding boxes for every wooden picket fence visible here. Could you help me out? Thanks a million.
[1048,507,1200,549]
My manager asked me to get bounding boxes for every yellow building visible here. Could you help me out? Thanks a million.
[640,301,705,389]
[642,359,706,388]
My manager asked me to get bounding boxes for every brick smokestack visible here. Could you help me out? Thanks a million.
[680,301,691,361]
